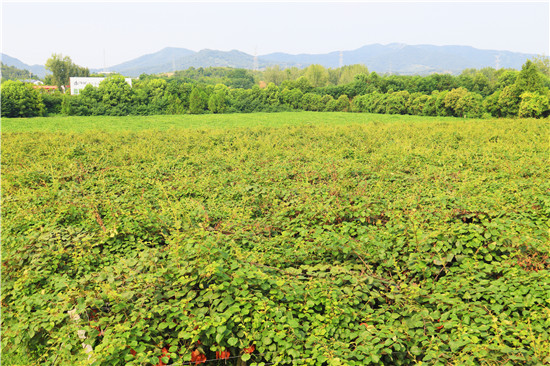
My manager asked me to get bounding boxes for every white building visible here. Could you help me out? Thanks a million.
[70,77,132,95]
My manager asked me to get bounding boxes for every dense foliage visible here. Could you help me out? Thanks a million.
[0,62,39,82]
[2,113,549,365]
[0,80,45,117]
[3,60,550,119]
[45,53,90,90]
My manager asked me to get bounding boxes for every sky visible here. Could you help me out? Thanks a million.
[1,1,549,69]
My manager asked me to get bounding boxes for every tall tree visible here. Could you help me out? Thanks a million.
[338,64,369,85]
[45,53,90,91]
[514,60,545,94]
[304,64,329,88]
[263,65,286,86]
[529,55,550,77]
[189,87,207,114]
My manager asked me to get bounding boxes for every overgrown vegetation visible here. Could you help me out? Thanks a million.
[2,113,549,365]
[3,60,550,119]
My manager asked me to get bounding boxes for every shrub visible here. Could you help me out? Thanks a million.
[518,92,550,118]
[1,81,44,117]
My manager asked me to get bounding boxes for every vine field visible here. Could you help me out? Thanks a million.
[2,113,549,365]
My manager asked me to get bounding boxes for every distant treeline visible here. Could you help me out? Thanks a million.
[2,59,549,118]
[1,62,39,82]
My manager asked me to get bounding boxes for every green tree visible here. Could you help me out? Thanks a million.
[529,55,550,77]
[323,95,337,111]
[456,92,483,118]
[0,62,38,82]
[144,78,168,100]
[334,94,350,112]
[482,91,501,117]
[444,87,469,116]
[304,64,329,88]
[208,84,228,113]
[0,80,44,117]
[518,92,550,118]
[497,85,521,117]
[99,75,132,106]
[295,76,313,93]
[280,88,304,109]
[408,93,430,116]
[385,91,409,115]
[514,60,546,95]
[338,64,369,85]
[496,70,518,90]
[264,82,280,106]
[435,90,452,116]
[301,92,323,111]
[422,93,438,116]
[189,87,207,114]
[45,53,90,91]
[226,69,255,89]
[263,65,286,86]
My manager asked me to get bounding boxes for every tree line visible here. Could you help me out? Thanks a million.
[2,54,549,119]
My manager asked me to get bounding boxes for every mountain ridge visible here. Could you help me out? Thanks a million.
[1,43,539,79]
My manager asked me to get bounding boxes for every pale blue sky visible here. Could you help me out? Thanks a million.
[2,1,549,68]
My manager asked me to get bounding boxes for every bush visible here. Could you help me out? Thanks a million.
[40,91,63,116]
[1,81,44,117]
[482,91,501,117]
[497,85,521,117]
[189,87,207,114]
[456,92,483,118]
[385,91,409,115]
[518,92,550,118]
[301,93,323,111]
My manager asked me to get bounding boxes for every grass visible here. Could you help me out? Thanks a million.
[1,111,466,133]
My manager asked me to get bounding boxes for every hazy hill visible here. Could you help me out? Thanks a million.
[0,54,47,78]
[100,49,280,76]
[96,47,196,75]
[105,44,537,76]
[1,44,539,79]
[261,43,537,74]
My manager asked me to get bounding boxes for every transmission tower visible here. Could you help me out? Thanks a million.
[339,51,343,68]
[495,54,501,70]
[253,47,258,71]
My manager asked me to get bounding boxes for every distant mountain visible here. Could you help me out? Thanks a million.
[261,43,538,74]
[92,47,196,75]
[2,44,539,79]
[104,44,537,77]
[101,48,281,77]
[0,54,47,78]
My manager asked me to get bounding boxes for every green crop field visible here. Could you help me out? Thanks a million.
[2,112,549,365]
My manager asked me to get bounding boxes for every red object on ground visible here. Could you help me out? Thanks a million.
[191,349,207,364]
[243,344,255,354]
[216,350,230,359]
[154,347,171,366]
